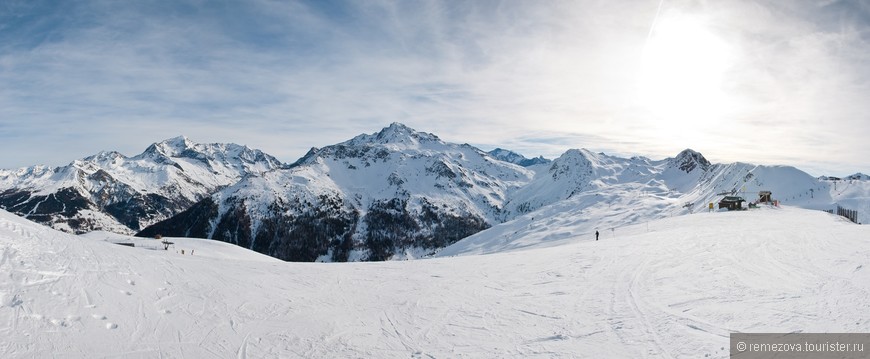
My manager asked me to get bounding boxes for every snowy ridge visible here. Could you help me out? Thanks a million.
[505,146,868,227]
[140,123,535,261]
[139,123,870,262]
[2,123,868,262]
[460,148,870,257]
[488,148,551,167]
[0,137,282,234]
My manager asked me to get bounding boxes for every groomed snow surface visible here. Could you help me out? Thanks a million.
[1,206,868,358]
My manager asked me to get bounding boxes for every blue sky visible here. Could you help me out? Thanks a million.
[1,0,868,176]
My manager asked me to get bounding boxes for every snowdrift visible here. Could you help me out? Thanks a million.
[1,207,868,358]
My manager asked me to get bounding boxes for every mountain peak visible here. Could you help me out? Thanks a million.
[83,150,126,163]
[548,149,598,178]
[676,148,701,157]
[382,122,412,133]
[376,122,439,143]
[343,123,442,149]
[563,148,600,160]
[672,149,710,173]
[488,148,550,167]
[161,135,194,150]
[143,136,195,157]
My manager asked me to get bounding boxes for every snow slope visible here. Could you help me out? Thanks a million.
[817,176,870,225]
[502,148,870,237]
[2,206,868,358]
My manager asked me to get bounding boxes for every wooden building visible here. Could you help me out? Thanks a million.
[718,196,745,210]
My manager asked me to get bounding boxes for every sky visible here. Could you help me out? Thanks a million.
[0,0,868,176]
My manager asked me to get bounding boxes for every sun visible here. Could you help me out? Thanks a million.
[638,12,732,128]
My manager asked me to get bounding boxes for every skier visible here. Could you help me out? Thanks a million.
[595,230,599,241]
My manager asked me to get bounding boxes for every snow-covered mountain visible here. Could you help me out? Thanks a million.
[135,124,869,262]
[846,173,869,181]
[3,123,866,262]
[487,148,551,167]
[0,136,282,234]
[138,123,535,261]
[502,147,867,225]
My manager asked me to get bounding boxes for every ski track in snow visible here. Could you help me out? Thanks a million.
[0,207,869,357]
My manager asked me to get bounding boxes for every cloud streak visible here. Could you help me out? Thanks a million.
[0,0,868,176]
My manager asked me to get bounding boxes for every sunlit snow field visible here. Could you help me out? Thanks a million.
[1,206,868,358]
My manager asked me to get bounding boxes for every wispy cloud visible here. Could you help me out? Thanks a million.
[0,0,867,175]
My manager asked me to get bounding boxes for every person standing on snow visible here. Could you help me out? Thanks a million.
[595,230,599,241]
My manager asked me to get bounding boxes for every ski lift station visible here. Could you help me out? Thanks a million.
[718,196,745,210]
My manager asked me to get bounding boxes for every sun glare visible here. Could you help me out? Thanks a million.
[639,13,732,129]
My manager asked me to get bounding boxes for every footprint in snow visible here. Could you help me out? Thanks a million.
[127,279,135,286]
[120,290,131,296]
[105,322,118,329]
[92,314,106,320]
[0,292,22,308]
[49,318,66,327]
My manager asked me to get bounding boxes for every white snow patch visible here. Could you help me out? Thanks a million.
[1,208,868,357]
